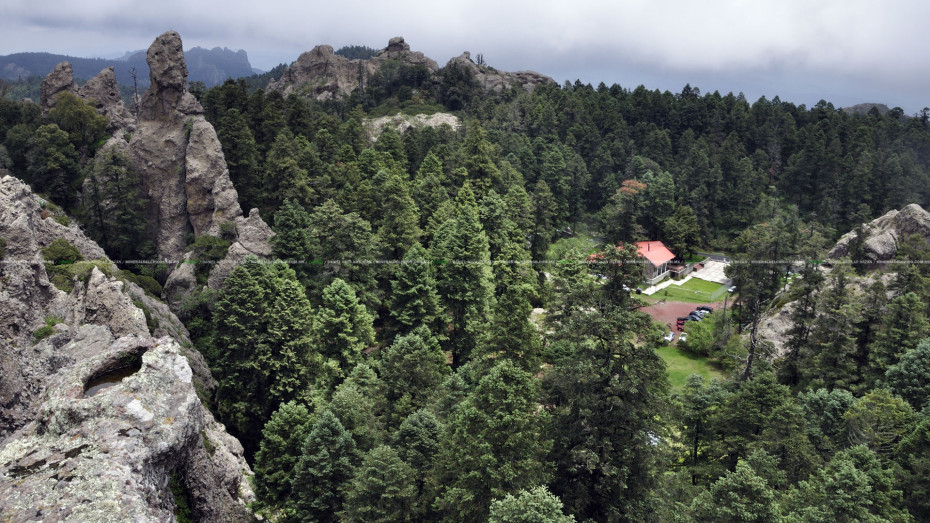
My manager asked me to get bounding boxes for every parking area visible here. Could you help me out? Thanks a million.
[641,299,726,331]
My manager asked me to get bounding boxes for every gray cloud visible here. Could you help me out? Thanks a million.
[1,0,927,112]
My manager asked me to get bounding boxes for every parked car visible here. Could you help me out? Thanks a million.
[687,312,703,322]
[728,286,737,293]
[678,332,688,343]
[697,306,714,313]
[663,331,674,343]
[693,310,709,318]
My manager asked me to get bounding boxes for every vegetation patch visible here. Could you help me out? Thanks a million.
[189,234,231,285]
[655,344,724,388]
[660,278,727,303]
[169,472,195,523]
[46,259,115,293]
[33,316,63,343]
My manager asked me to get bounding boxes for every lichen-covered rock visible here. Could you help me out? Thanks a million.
[0,174,253,520]
[827,203,930,262]
[0,333,254,522]
[365,112,461,141]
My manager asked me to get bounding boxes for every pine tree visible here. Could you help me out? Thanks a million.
[81,147,153,262]
[435,360,552,522]
[341,445,417,522]
[376,171,421,260]
[868,292,930,382]
[216,108,261,212]
[213,258,314,455]
[378,326,449,428]
[690,461,779,522]
[291,410,357,522]
[389,242,440,334]
[314,278,375,373]
[253,401,314,508]
[433,184,494,368]
[394,409,444,519]
[271,199,313,288]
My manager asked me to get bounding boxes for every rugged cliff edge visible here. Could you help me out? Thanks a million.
[0,173,255,520]
[827,203,930,263]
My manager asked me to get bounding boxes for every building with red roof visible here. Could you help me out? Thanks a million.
[635,241,676,283]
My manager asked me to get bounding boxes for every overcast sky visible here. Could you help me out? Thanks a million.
[2,0,928,113]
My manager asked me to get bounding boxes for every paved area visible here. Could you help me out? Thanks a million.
[692,260,731,285]
[642,274,693,295]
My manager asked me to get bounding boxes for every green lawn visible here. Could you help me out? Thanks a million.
[655,344,725,388]
[657,278,726,303]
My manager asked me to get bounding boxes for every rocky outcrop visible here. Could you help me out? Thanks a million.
[129,30,269,273]
[269,36,438,101]
[268,36,555,101]
[445,52,555,94]
[0,174,253,520]
[78,67,134,131]
[365,112,461,141]
[827,203,930,263]
[39,62,78,113]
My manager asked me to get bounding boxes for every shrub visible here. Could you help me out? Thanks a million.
[41,238,83,265]
[189,235,231,285]
[33,316,63,343]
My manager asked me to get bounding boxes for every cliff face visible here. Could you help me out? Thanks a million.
[0,173,254,521]
[268,36,555,101]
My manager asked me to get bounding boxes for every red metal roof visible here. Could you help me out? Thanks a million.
[635,241,675,266]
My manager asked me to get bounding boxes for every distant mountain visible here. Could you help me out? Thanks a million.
[0,46,255,88]
[841,102,892,116]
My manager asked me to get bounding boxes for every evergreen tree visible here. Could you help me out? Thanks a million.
[213,258,315,455]
[885,338,930,410]
[782,445,909,522]
[544,308,668,522]
[216,108,261,212]
[81,147,153,262]
[25,123,80,207]
[271,199,313,287]
[378,326,449,429]
[389,242,440,334]
[292,410,357,522]
[435,360,552,522]
[690,461,779,523]
[341,445,417,522]
[868,292,930,382]
[314,278,375,373]
[394,409,444,519]
[46,91,107,160]
[434,184,494,368]
[253,401,314,509]
[376,171,421,260]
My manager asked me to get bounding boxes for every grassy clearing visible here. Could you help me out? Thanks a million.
[658,278,726,303]
[655,344,725,388]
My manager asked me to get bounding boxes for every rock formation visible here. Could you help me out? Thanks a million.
[124,31,272,299]
[444,51,555,94]
[0,173,254,520]
[268,36,440,100]
[827,203,930,263]
[268,36,555,101]
[39,63,133,131]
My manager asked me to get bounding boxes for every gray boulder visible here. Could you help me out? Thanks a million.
[827,203,930,262]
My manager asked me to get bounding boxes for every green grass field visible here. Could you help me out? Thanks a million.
[655,344,726,388]
[657,278,727,303]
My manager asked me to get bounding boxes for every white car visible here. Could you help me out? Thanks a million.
[663,331,674,343]
[678,332,688,343]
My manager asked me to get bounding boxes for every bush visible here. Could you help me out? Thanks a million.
[41,238,83,265]
[46,259,114,293]
[119,269,163,298]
